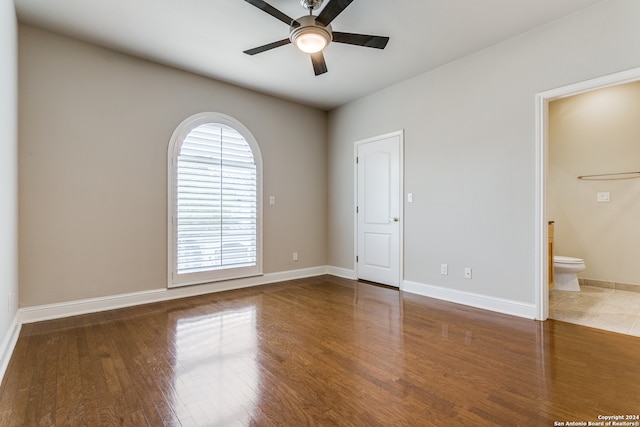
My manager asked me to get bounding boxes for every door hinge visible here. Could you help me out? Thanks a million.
[356,255,359,262]
[356,206,359,213]
[356,156,359,164]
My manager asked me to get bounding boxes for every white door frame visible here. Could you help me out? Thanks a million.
[354,130,404,286]
[535,67,640,320]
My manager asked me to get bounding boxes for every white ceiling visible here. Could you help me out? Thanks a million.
[14,0,604,110]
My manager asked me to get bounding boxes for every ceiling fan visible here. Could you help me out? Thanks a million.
[243,0,390,76]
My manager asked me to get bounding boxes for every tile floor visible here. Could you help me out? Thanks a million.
[549,285,640,337]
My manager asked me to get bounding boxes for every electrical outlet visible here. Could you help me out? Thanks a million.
[440,264,448,275]
[464,268,472,279]
[293,252,298,262]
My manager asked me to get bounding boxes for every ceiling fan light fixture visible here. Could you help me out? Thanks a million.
[290,16,332,54]
[295,31,328,53]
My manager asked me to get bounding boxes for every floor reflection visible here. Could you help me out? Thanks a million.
[172,305,258,426]
[352,281,405,376]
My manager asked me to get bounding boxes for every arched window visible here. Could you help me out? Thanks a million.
[168,113,262,288]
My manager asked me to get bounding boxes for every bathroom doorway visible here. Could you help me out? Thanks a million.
[536,67,640,336]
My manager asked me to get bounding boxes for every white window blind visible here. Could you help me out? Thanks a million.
[176,123,257,275]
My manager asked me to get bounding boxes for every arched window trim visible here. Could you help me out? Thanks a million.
[168,112,263,288]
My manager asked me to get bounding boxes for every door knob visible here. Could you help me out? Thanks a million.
[392,217,399,222]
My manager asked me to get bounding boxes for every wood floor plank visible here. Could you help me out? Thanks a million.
[0,331,31,424]
[57,328,82,426]
[1,276,639,426]
[77,325,101,426]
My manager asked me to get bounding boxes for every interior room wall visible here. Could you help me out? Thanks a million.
[18,25,327,308]
[548,80,640,287]
[0,0,19,347]
[327,0,640,305]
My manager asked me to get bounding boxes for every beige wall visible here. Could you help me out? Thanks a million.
[328,0,640,304]
[549,81,640,286]
[18,25,327,307]
[0,0,19,347]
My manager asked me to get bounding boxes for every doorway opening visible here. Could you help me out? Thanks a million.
[536,67,640,323]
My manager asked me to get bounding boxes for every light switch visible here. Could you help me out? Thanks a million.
[597,192,610,203]
[407,193,413,203]
[269,196,276,206]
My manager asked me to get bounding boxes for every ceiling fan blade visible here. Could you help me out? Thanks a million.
[243,39,291,55]
[315,0,354,26]
[244,0,299,26]
[332,32,389,49]
[310,51,328,76]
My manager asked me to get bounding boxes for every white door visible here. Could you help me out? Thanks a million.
[356,131,402,287]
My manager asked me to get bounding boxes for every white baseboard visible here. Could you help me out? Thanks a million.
[327,266,356,280]
[0,314,21,382]
[4,269,538,391]
[19,266,330,325]
[6,270,536,385]
[402,280,537,319]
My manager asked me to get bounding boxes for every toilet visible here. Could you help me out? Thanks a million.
[553,256,586,291]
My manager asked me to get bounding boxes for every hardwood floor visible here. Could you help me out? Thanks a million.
[1,276,639,426]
